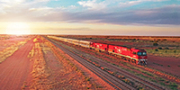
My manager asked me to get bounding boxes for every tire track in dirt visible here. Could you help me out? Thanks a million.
[0,38,34,90]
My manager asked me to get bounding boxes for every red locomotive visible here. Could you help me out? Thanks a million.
[48,36,148,65]
[90,42,147,65]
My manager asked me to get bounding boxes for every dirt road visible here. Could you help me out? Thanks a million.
[0,39,34,90]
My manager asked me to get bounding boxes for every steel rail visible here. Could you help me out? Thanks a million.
[46,37,136,90]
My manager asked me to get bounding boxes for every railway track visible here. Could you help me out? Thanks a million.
[87,55,166,90]
[46,37,167,90]
[46,37,135,90]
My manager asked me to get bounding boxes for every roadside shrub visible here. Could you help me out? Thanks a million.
[151,79,157,83]
[158,78,165,81]
[162,39,167,41]
[158,47,162,49]
[160,82,166,86]
[165,50,167,53]
[153,42,158,46]
[169,83,178,90]
[122,79,130,84]
[157,39,161,41]
[133,38,136,41]
[155,49,158,51]
[137,86,144,90]
[165,47,169,49]
[85,77,91,81]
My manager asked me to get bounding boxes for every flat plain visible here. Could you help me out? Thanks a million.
[0,35,180,90]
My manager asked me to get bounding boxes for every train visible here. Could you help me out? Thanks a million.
[48,36,148,65]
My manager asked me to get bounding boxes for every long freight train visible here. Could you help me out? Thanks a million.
[48,36,148,65]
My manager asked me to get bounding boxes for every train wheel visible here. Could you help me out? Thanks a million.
[131,59,134,63]
[127,58,129,61]
[124,57,126,60]
[136,61,139,64]
[106,52,109,54]
[133,60,136,63]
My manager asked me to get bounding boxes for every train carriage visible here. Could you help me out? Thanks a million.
[90,42,108,52]
[79,40,91,48]
[48,36,148,65]
[71,39,80,46]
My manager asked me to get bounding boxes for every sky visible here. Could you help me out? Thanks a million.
[0,0,179,36]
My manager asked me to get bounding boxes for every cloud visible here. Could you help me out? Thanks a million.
[38,5,178,26]
[0,0,25,3]
[78,0,107,10]
[0,0,179,26]
[119,0,170,7]
[77,0,170,10]
[29,7,53,11]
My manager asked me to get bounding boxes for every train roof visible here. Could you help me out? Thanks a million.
[91,41,132,48]
[91,42,146,52]
[131,48,146,52]
[54,37,145,51]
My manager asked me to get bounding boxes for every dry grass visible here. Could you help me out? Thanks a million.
[146,49,180,58]
[28,42,52,90]
[45,40,99,90]
[24,37,100,90]
[0,40,27,63]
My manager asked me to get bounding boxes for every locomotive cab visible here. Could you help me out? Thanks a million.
[137,51,147,65]
[131,48,148,65]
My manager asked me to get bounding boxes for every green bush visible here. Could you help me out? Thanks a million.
[158,47,162,49]
[85,77,91,81]
[165,47,169,49]
[155,49,158,51]
[160,82,166,86]
[153,42,158,46]
[169,83,178,90]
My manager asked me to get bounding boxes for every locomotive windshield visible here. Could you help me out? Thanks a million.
[137,52,147,56]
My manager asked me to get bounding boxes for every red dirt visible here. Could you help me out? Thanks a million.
[148,55,180,76]
[0,37,30,51]
[44,39,114,89]
[54,46,115,90]
[0,38,34,90]
[0,35,114,90]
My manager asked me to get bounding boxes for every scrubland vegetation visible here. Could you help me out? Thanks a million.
[24,37,101,89]
[52,36,180,90]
